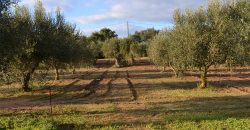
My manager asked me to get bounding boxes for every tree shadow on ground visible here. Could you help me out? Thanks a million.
[2,95,249,129]
[1,77,250,110]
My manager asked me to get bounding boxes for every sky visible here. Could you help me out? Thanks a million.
[19,0,208,37]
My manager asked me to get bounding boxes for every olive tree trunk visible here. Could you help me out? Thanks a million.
[72,68,76,75]
[55,67,59,80]
[114,59,120,68]
[22,67,36,92]
[22,72,32,92]
[169,64,183,78]
[199,67,208,89]
[130,55,135,65]
[161,66,166,73]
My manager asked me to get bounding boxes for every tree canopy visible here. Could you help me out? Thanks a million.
[0,1,95,91]
[148,0,250,88]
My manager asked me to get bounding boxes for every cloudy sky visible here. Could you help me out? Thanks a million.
[19,0,208,37]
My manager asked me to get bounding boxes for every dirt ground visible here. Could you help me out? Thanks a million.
[0,58,250,129]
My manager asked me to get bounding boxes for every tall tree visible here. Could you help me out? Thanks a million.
[190,2,236,88]
[0,0,95,90]
[0,0,18,83]
[88,28,118,59]
[148,30,170,72]
[11,6,38,91]
[131,28,159,43]
[99,28,118,41]
[102,38,123,67]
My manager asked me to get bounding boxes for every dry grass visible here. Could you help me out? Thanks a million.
[0,59,250,129]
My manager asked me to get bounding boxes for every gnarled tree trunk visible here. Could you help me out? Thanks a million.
[55,67,59,80]
[114,58,120,68]
[22,72,32,92]
[22,66,37,92]
[130,55,135,65]
[169,63,183,78]
[72,68,76,75]
[199,67,208,89]
[161,66,166,73]
[113,54,124,68]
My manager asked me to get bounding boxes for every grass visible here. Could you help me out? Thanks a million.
[0,115,56,130]
[165,118,250,130]
[0,64,250,129]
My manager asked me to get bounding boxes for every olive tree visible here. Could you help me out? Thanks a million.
[229,0,250,66]
[88,28,118,59]
[102,38,134,67]
[9,6,40,91]
[148,30,171,72]
[169,10,196,77]
[182,1,239,88]
[69,34,95,74]
[45,9,95,80]
[120,38,135,65]
[0,1,95,91]
[148,1,247,86]
[0,0,18,83]
[102,38,124,67]
[148,27,194,77]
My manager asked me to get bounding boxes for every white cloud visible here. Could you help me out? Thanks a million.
[19,0,36,7]
[18,0,209,37]
[19,0,73,12]
[74,0,208,24]
[82,0,99,7]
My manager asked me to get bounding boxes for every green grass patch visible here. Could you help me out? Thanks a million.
[166,118,250,130]
[164,112,250,130]
[0,115,56,130]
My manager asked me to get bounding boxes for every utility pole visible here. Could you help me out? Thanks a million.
[127,21,130,37]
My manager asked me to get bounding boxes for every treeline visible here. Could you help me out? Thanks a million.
[88,27,158,66]
[0,0,158,91]
[148,0,250,88]
[3,0,247,91]
[0,1,95,91]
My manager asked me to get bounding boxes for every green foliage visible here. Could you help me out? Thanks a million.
[99,28,118,41]
[0,1,95,90]
[148,0,250,86]
[0,14,16,83]
[148,28,193,76]
[89,28,117,43]
[88,28,118,59]
[148,30,170,71]
[102,38,136,67]
[0,0,17,15]
[130,42,148,57]
[131,28,159,43]
[0,0,19,83]
[41,9,95,80]
[186,1,250,88]
[227,0,250,66]
[129,28,159,57]
[102,38,123,67]
[102,38,120,59]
